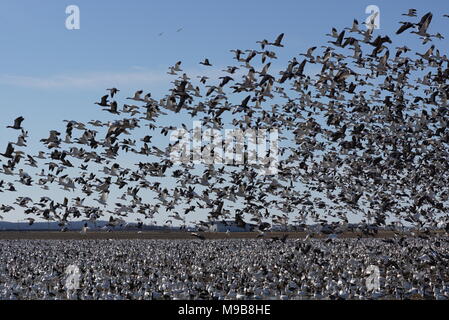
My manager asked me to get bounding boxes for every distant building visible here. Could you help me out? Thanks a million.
[206,220,255,232]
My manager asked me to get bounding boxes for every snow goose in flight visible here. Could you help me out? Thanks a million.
[95,95,109,107]
[269,33,284,47]
[199,58,212,66]
[1,143,14,158]
[126,90,144,102]
[7,117,24,130]
[402,9,417,17]
[107,87,120,98]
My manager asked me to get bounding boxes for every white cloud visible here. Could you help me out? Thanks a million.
[0,64,281,90]
[0,70,173,89]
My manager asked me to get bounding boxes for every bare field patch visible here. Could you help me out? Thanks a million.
[0,231,401,240]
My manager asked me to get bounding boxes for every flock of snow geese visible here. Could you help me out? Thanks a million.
[0,8,448,300]
[1,238,449,300]
[1,10,449,235]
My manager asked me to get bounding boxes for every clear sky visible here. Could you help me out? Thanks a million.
[0,0,448,225]
[1,0,448,130]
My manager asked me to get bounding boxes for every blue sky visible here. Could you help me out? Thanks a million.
[1,0,448,134]
[0,0,448,225]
